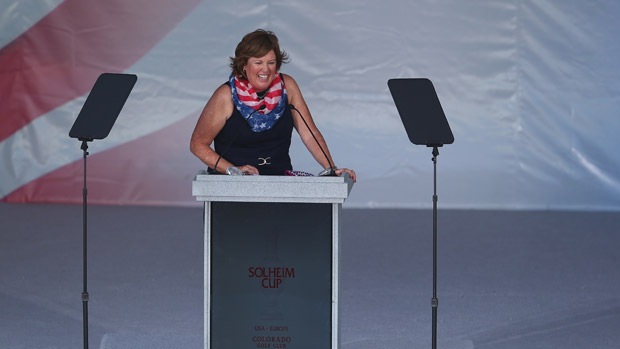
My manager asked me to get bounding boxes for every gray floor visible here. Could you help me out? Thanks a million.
[1,203,619,348]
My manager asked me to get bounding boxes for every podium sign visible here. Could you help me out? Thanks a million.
[193,173,353,349]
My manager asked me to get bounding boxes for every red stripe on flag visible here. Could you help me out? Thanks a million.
[0,0,201,142]
[1,112,201,206]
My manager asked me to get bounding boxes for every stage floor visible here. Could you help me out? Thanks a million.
[1,203,619,348]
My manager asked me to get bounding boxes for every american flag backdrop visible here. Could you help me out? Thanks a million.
[1,0,211,205]
[2,0,620,209]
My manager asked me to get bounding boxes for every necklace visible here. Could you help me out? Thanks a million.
[256,89,267,100]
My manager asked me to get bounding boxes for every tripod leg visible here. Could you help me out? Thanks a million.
[81,140,90,349]
[431,146,439,349]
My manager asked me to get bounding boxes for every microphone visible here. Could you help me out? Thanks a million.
[212,104,266,174]
[288,104,337,176]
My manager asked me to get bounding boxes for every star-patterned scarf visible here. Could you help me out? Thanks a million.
[230,73,287,132]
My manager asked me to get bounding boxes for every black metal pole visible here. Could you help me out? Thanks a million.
[431,146,439,349]
[81,140,90,349]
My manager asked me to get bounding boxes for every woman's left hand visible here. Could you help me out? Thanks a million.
[335,168,356,183]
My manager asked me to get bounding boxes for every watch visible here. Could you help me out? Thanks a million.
[318,167,337,176]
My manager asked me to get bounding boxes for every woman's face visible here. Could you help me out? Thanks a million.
[243,50,277,91]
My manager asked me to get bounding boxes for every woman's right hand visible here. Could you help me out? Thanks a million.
[237,165,259,175]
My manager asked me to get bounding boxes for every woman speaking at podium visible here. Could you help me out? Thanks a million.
[190,29,356,182]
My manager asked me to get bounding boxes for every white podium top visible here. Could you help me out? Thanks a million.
[192,171,353,203]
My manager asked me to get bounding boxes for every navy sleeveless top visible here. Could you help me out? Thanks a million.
[213,87,294,175]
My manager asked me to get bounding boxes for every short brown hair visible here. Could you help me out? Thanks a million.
[229,29,289,79]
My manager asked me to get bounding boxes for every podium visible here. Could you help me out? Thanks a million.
[192,172,354,349]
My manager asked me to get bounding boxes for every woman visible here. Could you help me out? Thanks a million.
[190,29,356,182]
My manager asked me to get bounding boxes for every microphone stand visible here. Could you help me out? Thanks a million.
[288,104,337,176]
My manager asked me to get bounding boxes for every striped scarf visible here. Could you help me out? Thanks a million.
[229,73,287,132]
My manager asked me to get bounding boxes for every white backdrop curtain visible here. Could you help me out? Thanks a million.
[1,0,619,210]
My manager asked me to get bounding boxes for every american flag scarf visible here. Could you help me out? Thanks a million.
[229,73,288,132]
